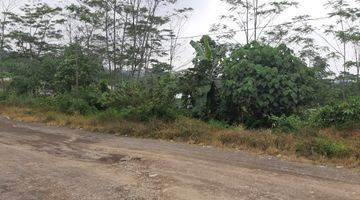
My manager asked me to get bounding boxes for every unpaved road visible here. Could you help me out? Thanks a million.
[0,117,359,200]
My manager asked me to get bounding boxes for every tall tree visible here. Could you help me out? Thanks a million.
[212,0,298,44]
[0,0,19,56]
[7,2,64,57]
[324,0,360,98]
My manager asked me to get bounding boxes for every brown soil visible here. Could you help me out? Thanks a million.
[0,117,359,200]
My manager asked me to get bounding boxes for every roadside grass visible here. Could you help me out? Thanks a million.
[0,104,359,168]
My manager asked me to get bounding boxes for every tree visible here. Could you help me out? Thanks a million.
[180,35,227,119]
[212,0,297,44]
[66,0,185,83]
[221,42,316,127]
[55,44,103,93]
[1,52,60,95]
[167,7,193,68]
[263,15,328,66]
[323,0,360,99]
[311,56,342,105]
[7,2,64,57]
[0,0,19,87]
[0,0,19,56]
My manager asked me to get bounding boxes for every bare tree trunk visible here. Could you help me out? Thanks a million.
[340,17,347,100]
[253,0,258,41]
[130,0,141,78]
[0,0,18,55]
[105,7,112,86]
[118,11,129,81]
[356,47,359,85]
[245,0,249,44]
[137,0,159,79]
[0,16,6,54]
[169,35,175,67]
[113,0,117,84]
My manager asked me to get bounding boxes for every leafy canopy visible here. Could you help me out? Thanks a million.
[221,42,316,128]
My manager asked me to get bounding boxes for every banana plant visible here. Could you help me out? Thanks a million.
[190,35,213,61]
[181,35,226,119]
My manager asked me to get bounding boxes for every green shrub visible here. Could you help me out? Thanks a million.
[55,93,74,114]
[296,137,350,158]
[119,106,151,122]
[72,99,96,115]
[314,138,349,158]
[2,93,54,109]
[93,108,123,123]
[54,93,96,115]
[221,42,316,128]
[207,119,230,129]
[0,91,7,102]
[271,115,303,133]
[99,78,180,121]
[310,97,360,129]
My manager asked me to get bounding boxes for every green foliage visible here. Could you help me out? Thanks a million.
[309,97,360,129]
[180,36,226,119]
[221,42,316,128]
[0,54,59,95]
[190,35,213,61]
[92,108,124,124]
[314,137,349,158]
[207,119,230,129]
[7,2,64,56]
[54,93,97,115]
[271,115,303,133]
[0,92,7,102]
[296,136,350,158]
[54,44,103,93]
[100,75,180,121]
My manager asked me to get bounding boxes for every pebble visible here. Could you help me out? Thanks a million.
[149,174,158,178]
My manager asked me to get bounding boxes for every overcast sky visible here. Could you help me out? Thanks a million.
[179,0,327,38]
[171,0,332,69]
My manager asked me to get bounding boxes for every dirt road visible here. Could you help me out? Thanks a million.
[0,117,359,200]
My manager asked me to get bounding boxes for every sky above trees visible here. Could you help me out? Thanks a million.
[5,0,357,73]
[32,0,328,69]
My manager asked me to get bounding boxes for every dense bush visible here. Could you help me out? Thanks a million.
[221,42,316,128]
[271,115,303,133]
[207,119,230,129]
[296,137,350,158]
[54,44,103,93]
[310,97,360,129]
[0,91,8,102]
[54,93,97,115]
[314,138,349,158]
[99,75,180,121]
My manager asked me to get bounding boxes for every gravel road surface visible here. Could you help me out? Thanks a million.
[0,117,359,200]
